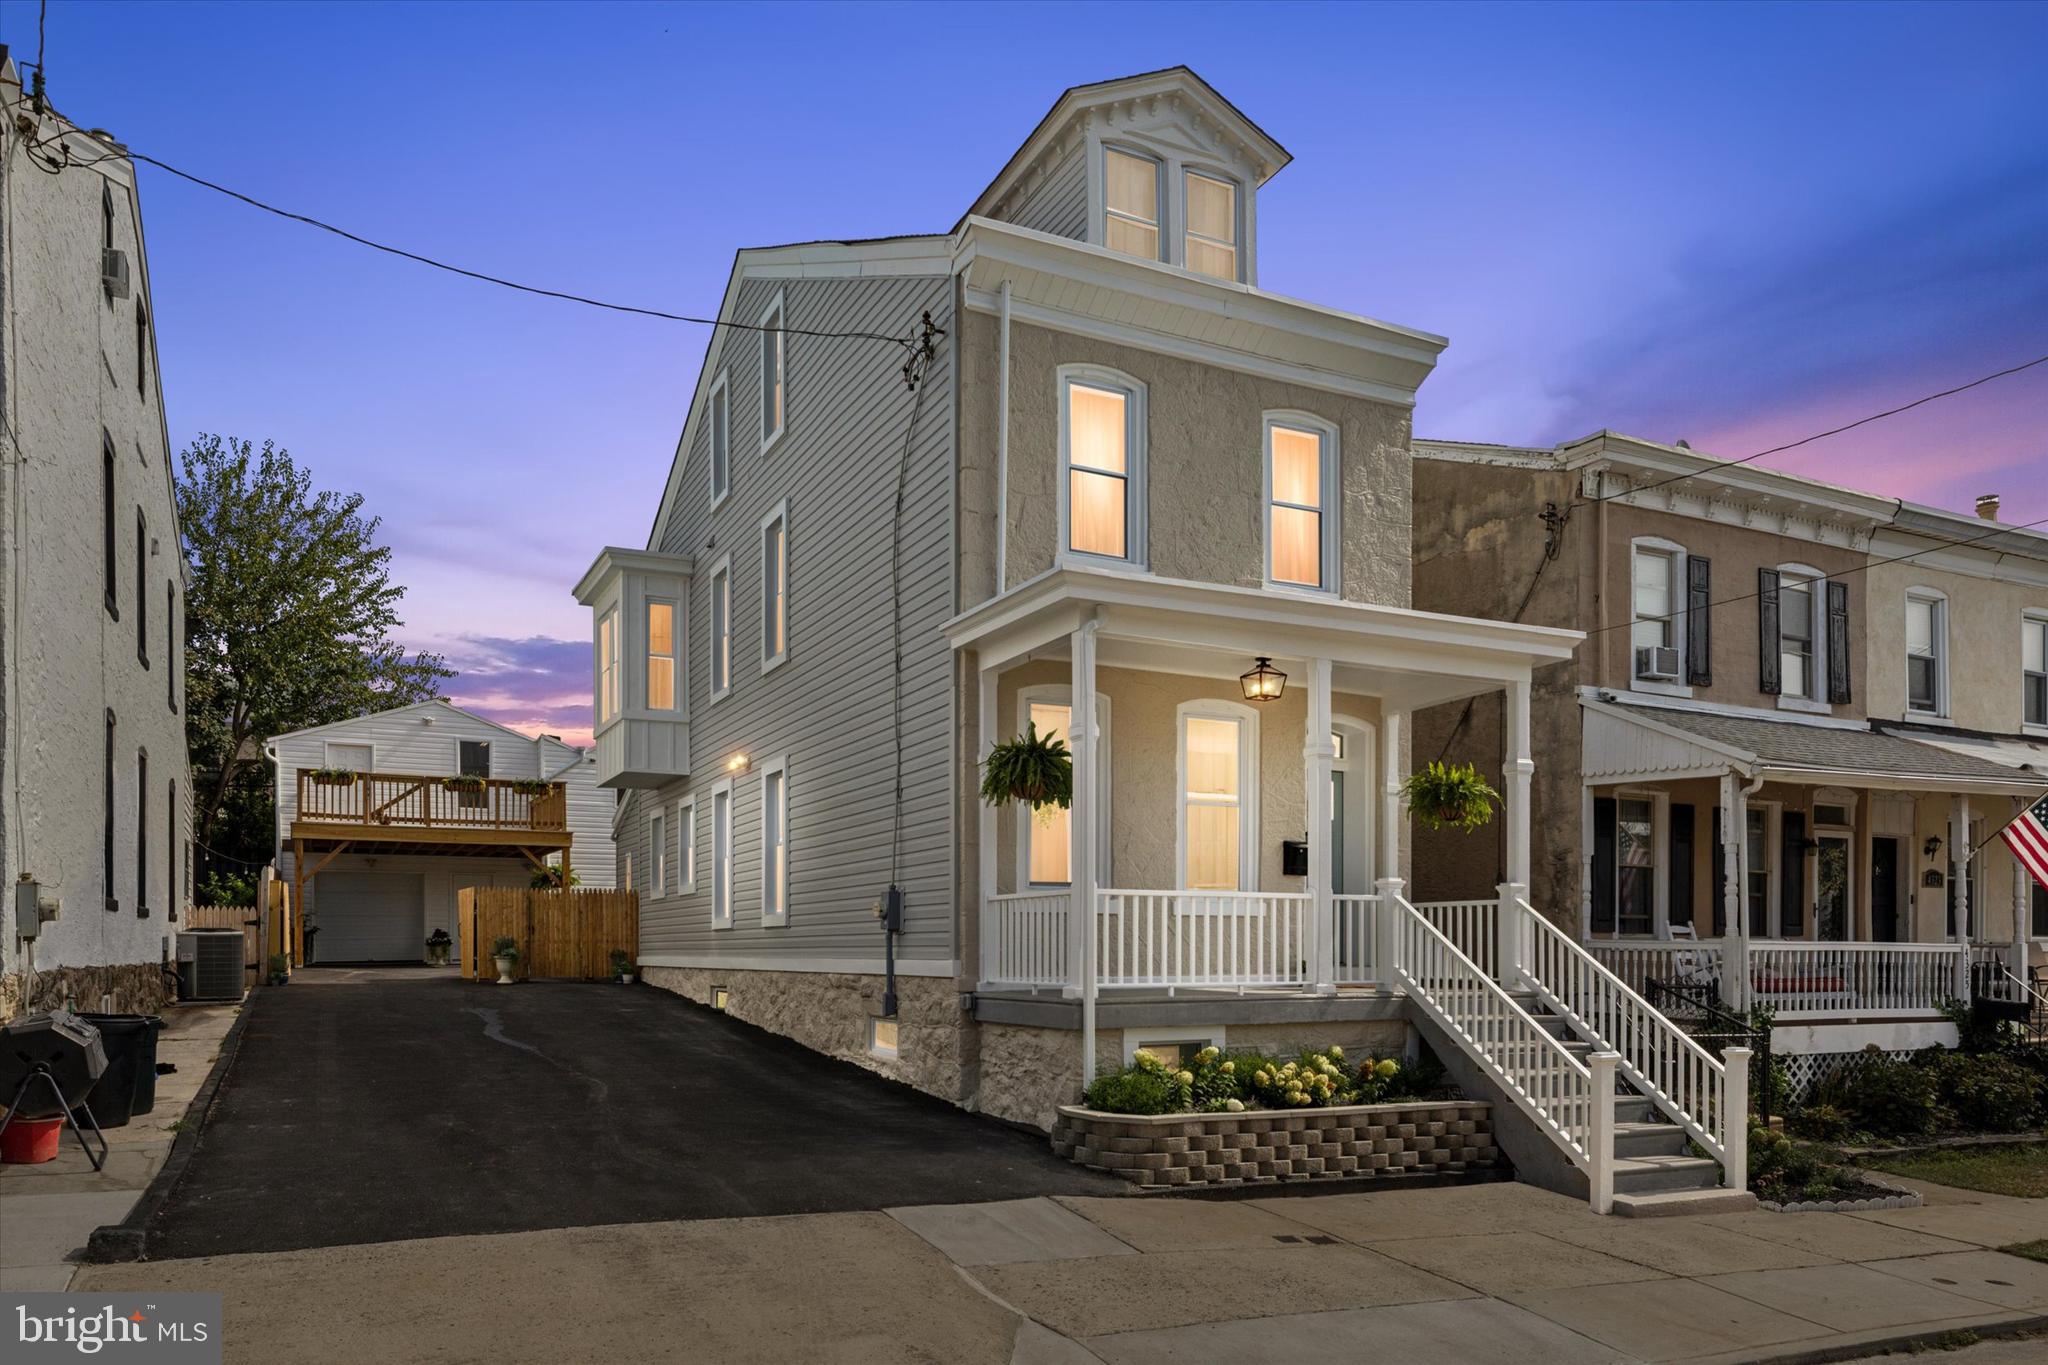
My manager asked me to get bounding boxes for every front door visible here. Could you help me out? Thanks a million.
[1815,832,1852,942]
[1871,837,1901,943]
[457,739,491,810]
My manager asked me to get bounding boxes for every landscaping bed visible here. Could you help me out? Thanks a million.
[1053,1098,1496,1189]
[1855,1144,2048,1199]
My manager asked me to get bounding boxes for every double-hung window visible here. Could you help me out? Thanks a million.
[1265,416,1336,590]
[596,609,619,725]
[646,600,677,710]
[1179,704,1256,892]
[103,436,118,619]
[761,756,788,927]
[760,503,787,671]
[710,779,733,928]
[709,558,732,700]
[1060,369,1144,565]
[708,372,730,508]
[759,294,786,453]
[1777,571,1816,701]
[676,798,697,895]
[2022,614,2046,728]
[651,809,668,897]
[1183,171,1239,281]
[1103,147,1161,261]
[135,510,148,667]
[1906,590,1945,715]
[1630,545,1679,682]
[136,748,149,917]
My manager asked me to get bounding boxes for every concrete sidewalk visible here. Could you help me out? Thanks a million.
[0,1000,240,1291]
[73,1173,2048,1363]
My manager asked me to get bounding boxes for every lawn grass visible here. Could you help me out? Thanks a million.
[1859,1144,2048,1198]
[2004,1240,2048,1263]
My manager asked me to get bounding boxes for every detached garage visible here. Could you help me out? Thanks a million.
[311,871,426,963]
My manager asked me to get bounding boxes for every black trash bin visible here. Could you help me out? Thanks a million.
[76,1014,163,1127]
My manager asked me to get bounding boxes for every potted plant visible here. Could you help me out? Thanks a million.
[442,774,487,795]
[266,954,290,986]
[309,767,357,787]
[609,948,635,985]
[491,936,520,985]
[979,722,1073,811]
[1402,760,1501,832]
[425,927,452,966]
[508,778,552,797]
[531,864,581,890]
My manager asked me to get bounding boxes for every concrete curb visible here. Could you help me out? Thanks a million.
[81,988,260,1263]
[1730,1313,2048,1365]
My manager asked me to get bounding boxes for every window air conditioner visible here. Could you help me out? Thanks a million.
[1634,645,1681,682]
[101,247,131,300]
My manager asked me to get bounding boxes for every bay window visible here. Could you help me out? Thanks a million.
[1184,170,1239,281]
[646,600,677,710]
[1059,368,1145,565]
[1264,415,1336,590]
[597,609,619,725]
[1103,147,1161,261]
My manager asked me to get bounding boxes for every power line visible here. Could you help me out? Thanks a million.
[7,104,914,349]
[1580,352,2048,507]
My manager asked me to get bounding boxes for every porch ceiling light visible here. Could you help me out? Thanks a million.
[1240,656,1287,703]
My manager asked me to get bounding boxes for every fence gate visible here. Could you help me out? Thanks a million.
[457,888,639,981]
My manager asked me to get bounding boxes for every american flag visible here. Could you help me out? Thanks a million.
[2003,791,2048,893]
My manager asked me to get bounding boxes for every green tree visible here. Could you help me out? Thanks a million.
[180,435,452,870]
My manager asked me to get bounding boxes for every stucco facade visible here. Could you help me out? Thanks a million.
[1,73,191,1020]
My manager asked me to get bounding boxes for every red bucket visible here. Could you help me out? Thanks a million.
[1,1116,65,1164]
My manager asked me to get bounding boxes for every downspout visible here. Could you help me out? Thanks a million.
[1594,470,1610,685]
[995,280,1011,595]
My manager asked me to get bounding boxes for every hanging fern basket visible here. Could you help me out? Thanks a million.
[980,722,1074,812]
[1402,761,1501,833]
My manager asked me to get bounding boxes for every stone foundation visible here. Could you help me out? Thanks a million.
[641,966,972,1103]
[1052,1100,1497,1189]
[0,962,174,1024]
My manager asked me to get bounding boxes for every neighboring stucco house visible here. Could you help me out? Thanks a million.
[1,56,193,1021]
[1411,433,2048,1088]
[266,700,612,964]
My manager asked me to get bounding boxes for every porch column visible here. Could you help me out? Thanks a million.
[2016,797,2031,978]
[976,661,998,990]
[1722,772,1749,1011]
[1952,793,1973,1002]
[1071,620,1100,1084]
[1375,710,1406,987]
[1504,676,1534,891]
[1305,659,1336,994]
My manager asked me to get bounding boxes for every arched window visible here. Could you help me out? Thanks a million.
[1057,365,1147,567]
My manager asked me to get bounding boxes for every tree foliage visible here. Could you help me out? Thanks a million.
[179,435,452,865]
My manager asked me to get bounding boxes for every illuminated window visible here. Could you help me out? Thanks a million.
[1180,709,1252,891]
[1265,418,1334,589]
[1183,171,1238,281]
[646,601,677,710]
[1060,371,1144,563]
[1027,700,1074,885]
[1104,147,1161,261]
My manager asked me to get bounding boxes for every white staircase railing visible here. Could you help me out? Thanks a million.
[1385,892,1619,1211]
[1513,898,1746,1191]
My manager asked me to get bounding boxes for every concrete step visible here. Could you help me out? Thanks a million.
[1612,1187,1757,1218]
[1614,1095,1662,1125]
[1612,1153,1723,1195]
[1613,1121,1690,1159]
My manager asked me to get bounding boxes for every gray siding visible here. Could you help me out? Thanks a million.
[1000,145,1089,242]
[630,272,957,966]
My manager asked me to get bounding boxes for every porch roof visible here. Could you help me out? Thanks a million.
[947,566,1582,709]
[1585,700,2048,795]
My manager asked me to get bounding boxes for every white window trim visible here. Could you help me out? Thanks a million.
[622,851,633,893]
[596,605,621,730]
[1905,586,1949,720]
[651,808,669,900]
[2023,610,2048,736]
[1015,686,1112,890]
[454,738,492,776]
[1261,410,1341,595]
[676,797,698,896]
[645,595,681,712]
[1606,787,1669,939]
[709,776,735,929]
[1055,364,1148,572]
[1628,536,1692,698]
[758,291,787,456]
[322,740,375,772]
[1774,562,1832,715]
[759,753,790,928]
[1745,799,1783,939]
[708,554,733,705]
[760,500,789,675]
[708,369,731,511]
[1809,822,1856,944]
[1181,165,1244,284]
[1174,698,1260,893]
[1102,143,1165,263]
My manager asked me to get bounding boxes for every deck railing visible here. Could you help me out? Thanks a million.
[296,770,568,833]
[1586,938,1970,1019]
[1096,890,1312,990]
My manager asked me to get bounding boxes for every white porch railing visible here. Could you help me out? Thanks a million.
[1515,902,1741,1185]
[1385,892,1618,1211]
[1582,941,1717,998]
[984,892,1070,990]
[1415,900,1497,979]
[1333,894,1380,984]
[1585,938,1973,1019]
[1095,890,1312,990]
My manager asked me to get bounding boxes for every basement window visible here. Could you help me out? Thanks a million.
[868,1016,899,1059]
[710,986,729,1011]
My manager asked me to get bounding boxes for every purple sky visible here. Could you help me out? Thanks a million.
[13,1,2044,747]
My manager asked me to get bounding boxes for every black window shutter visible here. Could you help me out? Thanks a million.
[1669,803,1695,929]
[1685,556,1712,686]
[1710,807,1726,938]
[1826,581,1851,704]
[1592,797,1617,935]
[1780,810,1806,936]
[1757,568,1781,696]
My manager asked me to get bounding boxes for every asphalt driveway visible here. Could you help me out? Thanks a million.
[143,969,1118,1257]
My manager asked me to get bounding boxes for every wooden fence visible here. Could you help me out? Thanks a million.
[185,903,262,985]
[457,888,639,982]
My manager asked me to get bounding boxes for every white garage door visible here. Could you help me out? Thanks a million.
[315,871,426,962]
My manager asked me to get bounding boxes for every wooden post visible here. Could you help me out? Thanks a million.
[291,837,306,968]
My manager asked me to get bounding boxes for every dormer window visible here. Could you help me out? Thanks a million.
[1184,171,1239,281]
[1103,148,1162,262]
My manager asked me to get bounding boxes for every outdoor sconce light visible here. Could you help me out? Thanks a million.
[1240,657,1287,703]
[726,753,751,774]
[1924,835,1943,860]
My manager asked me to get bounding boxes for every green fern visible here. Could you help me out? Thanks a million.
[1403,760,1501,832]
[980,722,1074,811]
